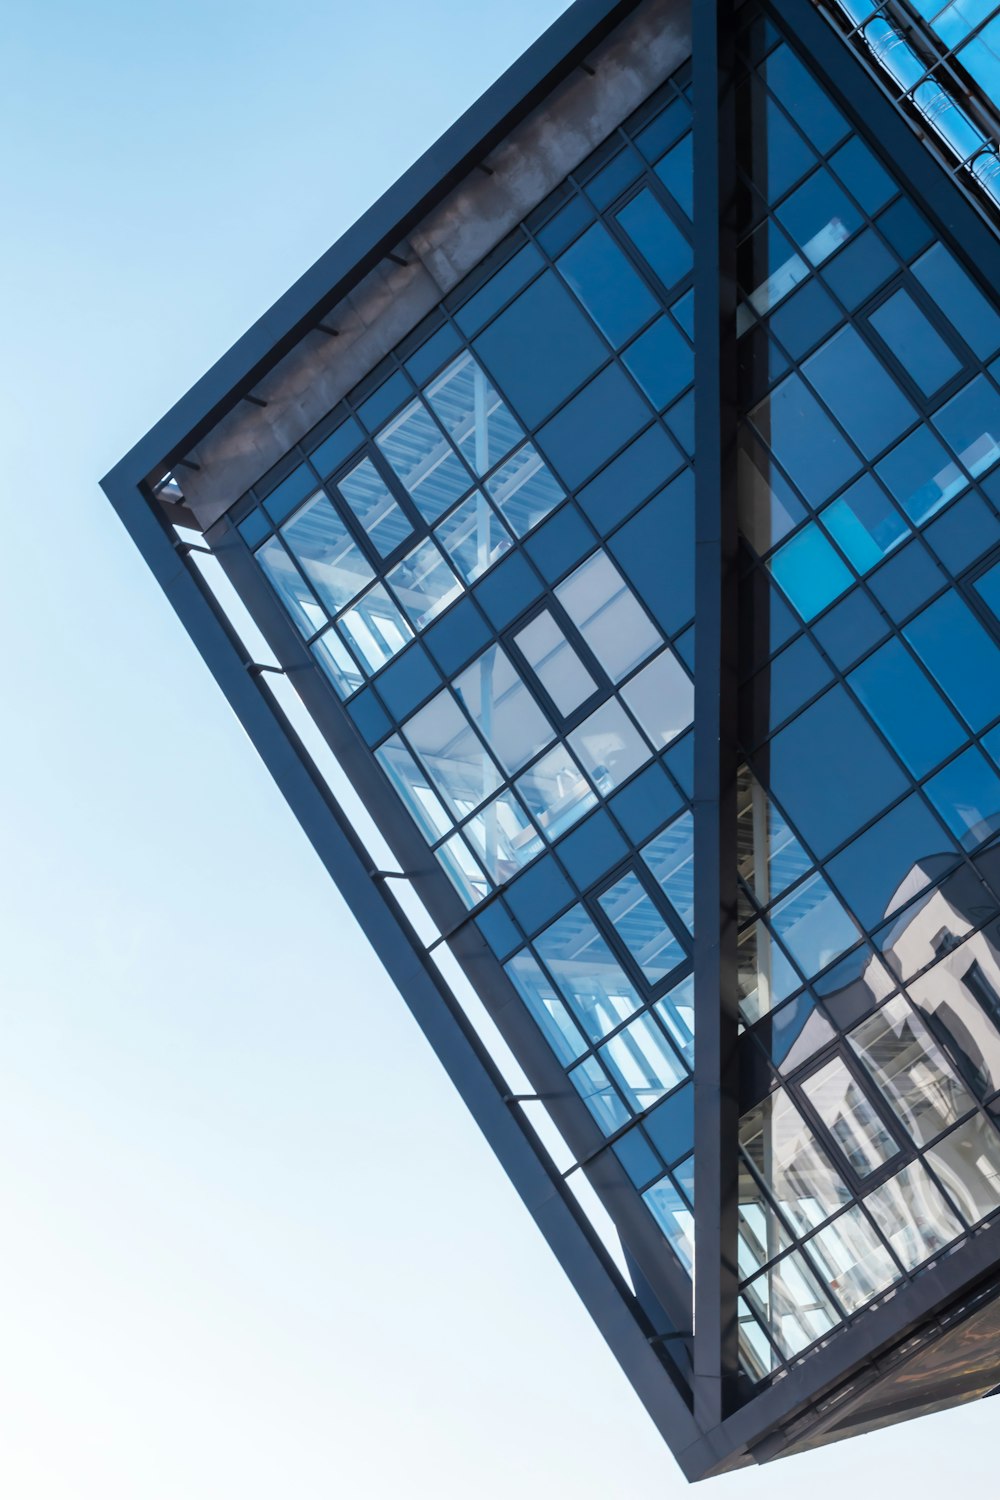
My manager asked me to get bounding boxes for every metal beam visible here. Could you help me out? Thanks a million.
[692,0,741,1435]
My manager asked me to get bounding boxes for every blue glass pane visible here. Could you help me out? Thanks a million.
[613,1127,663,1189]
[536,364,650,490]
[570,1056,630,1134]
[307,416,364,479]
[238,508,270,548]
[813,587,890,671]
[925,747,1000,851]
[876,425,966,525]
[912,242,1000,361]
[821,229,896,311]
[535,906,642,1042]
[803,326,916,459]
[281,492,375,614]
[453,242,544,337]
[337,456,414,558]
[376,400,471,522]
[848,638,966,778]
[770,872,859,980]
[473,272,606,427]
[261,463,315,524]
[973,556,1000,625]
[600,1013,685,1112]
[749,374,859,505]
[827,795,954,929]
[762,44,849,152]
[644,1084,694,1164]
[742,75,817,200]
[933,375,1000,479]
[622,317,693,410]
[598,871,685,984]
[766,685,908,857]
[822,474,908,572]
[926,491,1000,574]
[615,188,693,291]
[769,278,841,361]
[641,812,695,934]
[654,133,693,218]
[256,536,326,638]
[769,523,853,621]
[868,539,944,623]
[504,951,586,1065]
[905,591,1000,732]
[577,424,682,535]
[869,288,963,397]
[608,472,695,636]
[557,222,658,346]
[775,168,861,266]
[829,135,896,214]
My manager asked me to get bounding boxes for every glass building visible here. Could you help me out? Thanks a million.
[101,0,1000,1478]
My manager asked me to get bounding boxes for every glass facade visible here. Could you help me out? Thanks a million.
[112,0,1000,1472]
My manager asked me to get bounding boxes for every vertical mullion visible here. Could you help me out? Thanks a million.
[693,0,740,1432]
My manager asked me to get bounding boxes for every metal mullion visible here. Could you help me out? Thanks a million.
[692,0,742,1431]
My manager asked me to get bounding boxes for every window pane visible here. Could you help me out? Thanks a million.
[434,492,512,584]
[749,374,860,505]
[925,1115,1000,1225]
[912,241,1000,361]
[741,74,817,200]
[801,1057,899,1177]
[454,645,554,775]
[376,399,471,521]
[737,766,811,904]
[849,996,976,1146]
[386,538,463,629]
[436,832,490,908]
[336,457,414,557]
[738,920,800,1022]
[485,442,565,537]
[281,492,375,614]
[337,583,413,672]
[615,187,693,290]
[744,1252,840,1358]
[256,536,326,637]
[769,523,853,620]
[600,1014,684,1112]
[737,425,808,554]
[656,974,695,1065]
[570,1056,630,1134]
[770,872,860,980]
[516,744,596,840]
[642,813,695,935]
[464,789,543,882]
[869,287,963,397]
[504,951,586,1065]
[403,690,500,817]
[739,219,808,318]
[821,474,908,573]
[865,1160,964,1270]
[803,326,916,459]
[908,947,1000,1101]
[312,627,364,699]
[375,734,451,842]
[622,316,693,410]
[619,649,694,749]
[848,637,966,778]
[806,1206,899,1312]
[933,375,1000,479]
[535,906,642,1042]
[775,167,860,265]
[514,610,598,717]
[875,426,965,525]
[741,1091,852,1234]
[905,591,1000,732]
[925,746,1000,850]
[556,552,662,682]
[557,221,658,345]
[569,699,651,791]
[424,352,522,475]
[598,871,685,983]
[643,1177,695,1272]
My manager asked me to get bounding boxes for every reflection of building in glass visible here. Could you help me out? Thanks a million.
[101,0,1000,1480]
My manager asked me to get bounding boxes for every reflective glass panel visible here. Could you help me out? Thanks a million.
[933,375,1000,478]
[376,399,471,521]
[770,872,860,982]
[643,1178,695,1272]
[869,287,963,397]
[434,492,513,583]
[740,1091,852,1234]
[256,536,326,637]
[737,766,811,904]
[598,871,685,983]
[748,374,859,505]
[569,698,651,791]
[848,637,966,778]
[744,1250,840,1357]
[864,1160,964,1270]
[775,167,860,264]
[424,353,522,475]
[504,951,586,1065]
[454,646,554,776]
[312,627,364,699]
[557,221,659,345]
[464,789,543,882]
[375,734,451,842]
[905,591,1000,732]
[337,583,413,672]
[570,1055,630,1134]
[535,906,642,1042]
[615,187,693,290]
[656,974,695,1065]
[403,690,501,817]
[926,1115,1000,1225]
[907,944,1000,1100]
[849,996,976,1147]
[336,457,413,557]
[619,650,694,749]
[875,425,965,525]
[436,832,490,908]
[821,474,909,573]
[925,746,1000,850]
[806,1206,899,1312]
[912,241,1000,361]
[803,325,917,459]
[485,442,565,537]
[738,920,800,1022]
[556,552,662,682]
[801,1057,899,1177]
[769,522,853,620]
[600,1013,684,1112]
[386,537,463,629]
[514,610,598,717]
[642,813,695,935]
[281,492,375,614]
[515,745,596,841]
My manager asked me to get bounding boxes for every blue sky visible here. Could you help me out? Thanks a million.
[1,1,998,1494]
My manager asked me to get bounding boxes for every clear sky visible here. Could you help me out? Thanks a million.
[1,1,998,1495]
